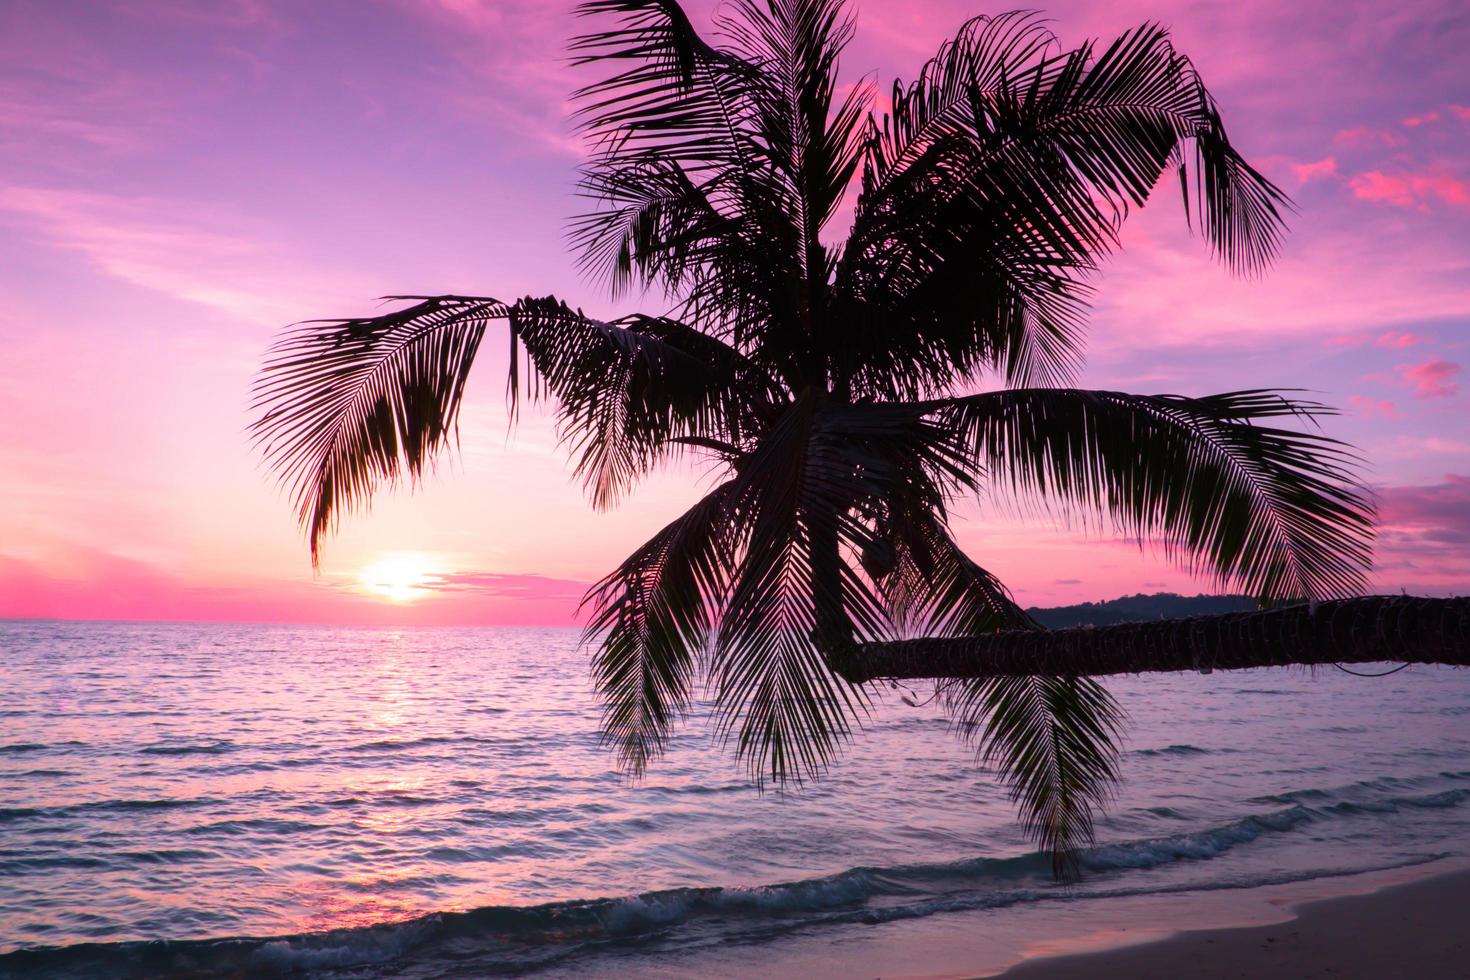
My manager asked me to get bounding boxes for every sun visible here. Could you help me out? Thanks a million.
[358,552,439,603]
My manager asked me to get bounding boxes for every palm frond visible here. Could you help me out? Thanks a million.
[251,295,764,558]
[583,481,736,773]
[936,388,1374,602]
[705,393,864,787]
[251,296,498,562]
[946,672,1123,879]
[572,0,758,170]
[877,498,1034,638]
[720,0,867,233]
[508,297,777,507]
[868,508,1121,875]
[571,0,806,352]
[833,16,1290,398]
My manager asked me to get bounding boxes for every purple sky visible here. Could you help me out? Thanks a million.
[1,0,1467,623]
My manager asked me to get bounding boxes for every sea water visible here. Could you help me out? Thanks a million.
[1,620,1467,977]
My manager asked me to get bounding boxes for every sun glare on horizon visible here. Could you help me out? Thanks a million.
[358,553,440,603]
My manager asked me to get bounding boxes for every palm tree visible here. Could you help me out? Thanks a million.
[252,0,1384,875]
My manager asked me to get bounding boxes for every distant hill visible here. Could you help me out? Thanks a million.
[1028,592,1256,629]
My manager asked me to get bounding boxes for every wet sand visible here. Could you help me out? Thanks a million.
[1000,866,1470,979]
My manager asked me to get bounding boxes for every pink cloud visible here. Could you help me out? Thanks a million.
[1403,110,1441,127]
[1380,474,1470,529]
[1349,170,1470,209]
[1373,475,1470,592]
[1452,105,1470,121]
[1291,157,1338,184]
[1347,396,1402,419]
[1333,126,1405,148]
[1375,331,1425,348]
[1396,359,1462,398]
[1328,331,1426,350]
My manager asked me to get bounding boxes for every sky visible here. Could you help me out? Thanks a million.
[1,0,1467,625]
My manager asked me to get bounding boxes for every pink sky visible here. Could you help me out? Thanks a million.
[1,0,1467,624]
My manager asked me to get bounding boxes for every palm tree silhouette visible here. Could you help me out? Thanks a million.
[254,1,1393,874]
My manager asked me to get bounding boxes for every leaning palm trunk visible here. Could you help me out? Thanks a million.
[837,596,1470,683]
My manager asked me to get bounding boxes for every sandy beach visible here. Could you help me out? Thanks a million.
[1001,866,1470,979]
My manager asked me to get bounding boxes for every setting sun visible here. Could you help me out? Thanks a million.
[358,553,439,603]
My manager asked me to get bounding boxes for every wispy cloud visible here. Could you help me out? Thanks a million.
[1347,395,1403,418]
[1396,359,1462,398]
[1333,126,1405,148]
[1373,475,1470,591]
[1328,330,1428,350]
[419,569,588,600]
[1375,331,1426,349]
[1291,157,1338,183]
[1349,170,1470,209]
[0,186,363,324]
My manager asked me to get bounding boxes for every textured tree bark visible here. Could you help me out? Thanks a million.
[835,596,1470,683]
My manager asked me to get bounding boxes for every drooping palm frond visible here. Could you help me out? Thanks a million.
[869,506,1121,875]
[936,388,1374,602]
[711,395,874,785]
[251,296,498,562]
[583,481,736,773]
[705,398,987,785]
[876,497,1034,638]
[946,672,1123,880]
[252,294,764,557]
[507,297,778,506]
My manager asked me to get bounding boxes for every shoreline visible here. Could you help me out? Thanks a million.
[3,859,1466,978]
[996,861,1470,978]
[603,858,1470,980]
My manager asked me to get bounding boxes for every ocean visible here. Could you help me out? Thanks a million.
[2,620,1467,977]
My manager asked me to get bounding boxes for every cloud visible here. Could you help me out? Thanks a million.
[1403,110,1441,126]
[1291,157,1338,183]
[1371,475,1470,592]
[0,186,365,324]
[391,0,586,158]
[1089,220,1470,347]
[1349,170,1470,209]
[1328,330,1426,350]
[1380,474,1470,533]
[1453,105,1470,121]
[1407,437,1470,454]
[0,545,590,625]
[1375,331,1426,348]
[1333,126,1405,148]
[418,570,587,600]
[1347,396,1402,419]
[0,92,148,155]
[1396,359,1461,398]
